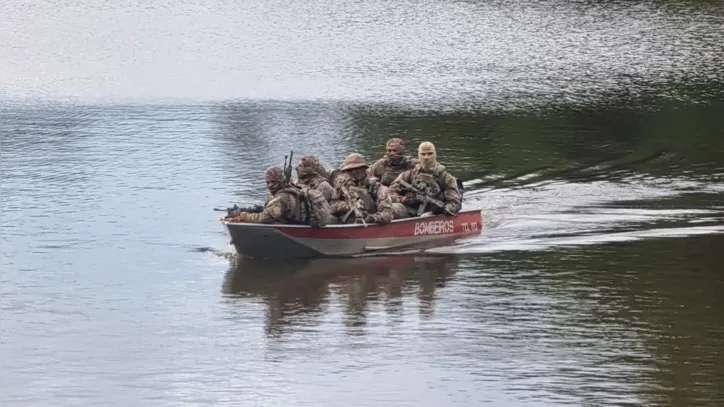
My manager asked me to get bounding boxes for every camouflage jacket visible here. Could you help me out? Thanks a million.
[295,175,335,202]
[231,187,307,224]
[387,164,462,215]
[330,174,394,224]
[368,156,419,186]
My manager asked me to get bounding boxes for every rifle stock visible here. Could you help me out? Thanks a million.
[339,185,367,226]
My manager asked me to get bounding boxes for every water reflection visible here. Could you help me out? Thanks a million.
[222,255,460,337]
[216,233,724,406]
[456,234,724,407]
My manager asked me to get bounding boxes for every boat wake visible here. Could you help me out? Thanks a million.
[430,175,724,255]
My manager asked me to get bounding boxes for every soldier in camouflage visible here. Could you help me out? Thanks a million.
[309,155,331,181]
[222,166,308,224]
[327,163,344,189]
[387,141,462,218]
[330,153,395,225]
[294,154,335,202]
[368,138,419,187]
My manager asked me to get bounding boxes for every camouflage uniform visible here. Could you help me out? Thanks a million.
[308,155,331,182]
[328,166,343,188]
[330,153,395,225]
[368,138,419,187]
[387,141,462,218]
[223,166,308,224]
[294,155,335,202]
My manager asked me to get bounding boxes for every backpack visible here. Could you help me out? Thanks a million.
[299,187,334,228]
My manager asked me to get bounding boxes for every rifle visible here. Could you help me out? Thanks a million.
[213,204,265,218]
[338,185,367,226]
[398,180,451,216]
[283,150,294,184]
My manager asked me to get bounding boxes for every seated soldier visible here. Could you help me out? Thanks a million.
[327,162,344,188]
[368,137,419,187]
[293,155,335,202]
[387,141,462,218]
[330,153,395,225]
[222,166,308,224]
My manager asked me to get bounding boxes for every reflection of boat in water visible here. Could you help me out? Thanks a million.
[219,209,483,260]
[221,255,461,336]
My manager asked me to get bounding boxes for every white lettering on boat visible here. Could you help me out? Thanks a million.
[461,222,479,232]
[413,220,455,236]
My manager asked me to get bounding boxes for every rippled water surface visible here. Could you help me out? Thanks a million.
[2,0,724,406]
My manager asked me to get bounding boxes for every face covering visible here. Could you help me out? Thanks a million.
[265,167,286,193]
[418,142,437,171]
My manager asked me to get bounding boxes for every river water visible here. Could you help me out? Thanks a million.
[1,0,723,406]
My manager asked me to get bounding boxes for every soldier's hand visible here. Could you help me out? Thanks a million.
[335,202,350,213]
[444,204,456,216]
[364,214,376,224]
[402,195,418,205]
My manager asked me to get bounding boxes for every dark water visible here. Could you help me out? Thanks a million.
[2,0,724,406]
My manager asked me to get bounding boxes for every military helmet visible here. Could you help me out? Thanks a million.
[386,138,405,151]
[297,155,321,177]
[340,153,369,171]
[265,166,286,183]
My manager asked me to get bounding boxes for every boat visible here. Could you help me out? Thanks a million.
[219,208,483,260]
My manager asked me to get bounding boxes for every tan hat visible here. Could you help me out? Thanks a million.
[340,153,369,171]
[418,141,436,154]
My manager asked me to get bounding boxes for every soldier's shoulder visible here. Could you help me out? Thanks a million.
[437,166,460,186]
[369,157,386,173]
[277,187,302,200]
[372,157,387,166]
[266,194,284,206]
[367,176,384,189]
[398,167,414,178]
[319,179,334,189]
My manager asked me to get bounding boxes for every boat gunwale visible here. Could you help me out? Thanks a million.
[220,208,482,229]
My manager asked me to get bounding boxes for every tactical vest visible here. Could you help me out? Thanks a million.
[375,157,416,186]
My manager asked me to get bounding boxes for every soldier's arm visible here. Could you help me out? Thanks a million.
[367,159,383,179]
[442,173,462,214]
[317,181,335,203]
[372,185,394,224]
[235,196,285,224]
[329,188,351,215]
[334,173,355,189]
[386,170,411,203]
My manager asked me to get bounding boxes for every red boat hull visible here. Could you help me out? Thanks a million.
[221,209,483,259]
